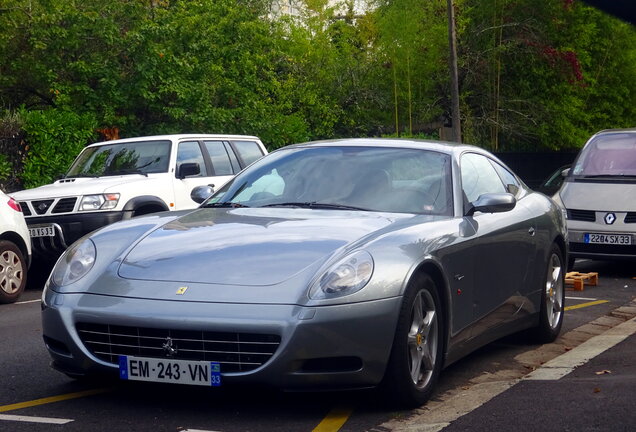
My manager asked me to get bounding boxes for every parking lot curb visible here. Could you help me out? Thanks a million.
[378,297,636,432]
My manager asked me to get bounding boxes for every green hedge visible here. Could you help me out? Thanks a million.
[21,109,97,189]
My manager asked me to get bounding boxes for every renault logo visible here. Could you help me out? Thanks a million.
[604,213,616,225]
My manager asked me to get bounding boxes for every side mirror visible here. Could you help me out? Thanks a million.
[178,162,200,179]
[191,184,215,204]
[466,193,516,216]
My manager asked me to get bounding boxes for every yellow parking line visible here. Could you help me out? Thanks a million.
[312,407,353,432]
[565,300,609,311]
[0,388,111,413]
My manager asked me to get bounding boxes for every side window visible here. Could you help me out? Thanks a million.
[460,153,506,203]
[203,141,234,175]
[224,142,241,172]
[490,160,520,195]
[232,140,265,167]
[176,141,207,177]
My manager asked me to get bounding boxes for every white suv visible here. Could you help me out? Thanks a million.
[0,189,31,303]
[11,134,267,261]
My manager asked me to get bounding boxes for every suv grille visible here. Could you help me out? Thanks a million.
[32,199,54,215]
[76,323,281,373]
[567,209,596,222]
[625,212,636,224]
[52,197,77,213]
[19,202,31,216]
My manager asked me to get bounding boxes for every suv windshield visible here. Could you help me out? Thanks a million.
[205,146,453,215]
[571,133,636,178]
[66,140,171,177]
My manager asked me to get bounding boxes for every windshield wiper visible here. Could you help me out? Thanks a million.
[261,202,369,211]
[202,202,250,208]
[579,174,636,179]
[105,169,148,177]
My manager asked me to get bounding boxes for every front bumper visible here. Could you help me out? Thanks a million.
[26,211,131,259]
[41,290,402,390]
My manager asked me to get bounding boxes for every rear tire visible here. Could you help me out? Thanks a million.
[528,244,565,343]
[381,274,444,408]
[0,240,27,304]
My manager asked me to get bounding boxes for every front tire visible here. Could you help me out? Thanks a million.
[529,244,565,343]
[382,274,444,408]
[0,240,27,304]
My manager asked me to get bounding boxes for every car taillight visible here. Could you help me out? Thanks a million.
[7,198,22,212]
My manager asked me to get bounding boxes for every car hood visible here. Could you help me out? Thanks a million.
[10,175,157,200]
[560,181,636,211]
[117,207,408,287]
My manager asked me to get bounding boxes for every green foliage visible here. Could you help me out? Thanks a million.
[0,0,634,162]
[0,155,10,181]
[20,109,97,188]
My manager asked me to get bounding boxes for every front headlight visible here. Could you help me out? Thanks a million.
[309,251,374,300]
[79,193,120,211]
[51,238,97,286]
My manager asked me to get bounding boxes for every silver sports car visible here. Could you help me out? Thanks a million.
[42,138,567,408]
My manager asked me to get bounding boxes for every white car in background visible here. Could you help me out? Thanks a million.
[11,134,267,262]
[0,189,31,303]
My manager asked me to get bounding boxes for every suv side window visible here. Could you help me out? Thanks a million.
[177,141,207,177]
[203,140,234,175]
[231,140,265,167]
[460,153,506,203]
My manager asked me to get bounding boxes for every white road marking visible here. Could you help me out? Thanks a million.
[181,429,223,432]
[0,414,73,424]
[524,316,636,381]
[379,308,636,432]
[565,296,597,301]
[13,299,40,305]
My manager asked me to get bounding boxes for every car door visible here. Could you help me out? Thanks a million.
[460,152,536,334]
[172,140,215,209]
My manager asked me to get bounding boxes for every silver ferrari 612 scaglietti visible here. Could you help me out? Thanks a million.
[42,138,567,408]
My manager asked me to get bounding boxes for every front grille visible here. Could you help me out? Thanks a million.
[625,212,636,224]
[52,197,77,213]
[76,323,281,373]
[19,202,31,216]
[32,199,54,215]
[570,242,636,255]
[567,209,596,222]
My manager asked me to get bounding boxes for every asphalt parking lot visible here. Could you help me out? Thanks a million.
[1,259,634,431]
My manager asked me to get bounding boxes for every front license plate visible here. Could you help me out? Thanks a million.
[584,233,632,245]
[119,356,221,387]
[29,225,55,238]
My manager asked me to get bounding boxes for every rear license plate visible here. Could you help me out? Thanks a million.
[584,233,632,245]
[119,356,221,387]
[29,225,55,238]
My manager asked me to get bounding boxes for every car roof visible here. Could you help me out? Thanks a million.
[593,128,636,136]
[86,134,262,147]
[282,138,488,157]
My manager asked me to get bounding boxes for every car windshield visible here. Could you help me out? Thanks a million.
[66,140,171,177]
[205,145,453,215]
[571,133,636,177]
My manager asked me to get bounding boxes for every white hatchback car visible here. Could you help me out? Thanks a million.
[0,189,31,303]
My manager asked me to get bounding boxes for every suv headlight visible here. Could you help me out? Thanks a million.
[79,193,120,211]
[309,251,374,300]
[51,238,96,286]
